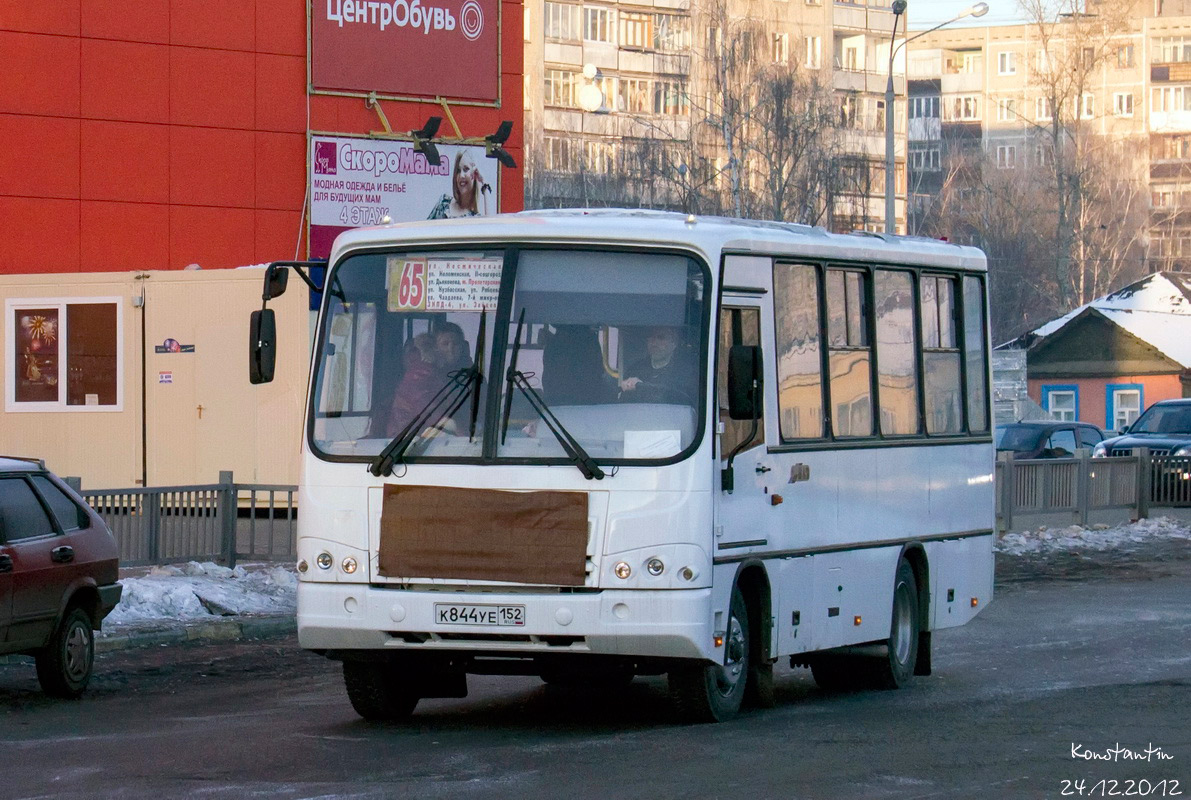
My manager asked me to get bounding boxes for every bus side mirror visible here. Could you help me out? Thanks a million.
[249,309,277,385]
[264,265,289,300]
[727,345,763,420]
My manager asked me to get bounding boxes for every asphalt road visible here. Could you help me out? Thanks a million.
[3,550,1189,800]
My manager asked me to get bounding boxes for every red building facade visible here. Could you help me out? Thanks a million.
[0,0,524,274]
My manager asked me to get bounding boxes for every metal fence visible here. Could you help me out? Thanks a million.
[997,448,1191,531]
[74,471,297,568]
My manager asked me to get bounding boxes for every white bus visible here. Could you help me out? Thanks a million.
[250,210,995,723]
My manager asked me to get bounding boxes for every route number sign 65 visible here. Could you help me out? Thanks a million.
[388,258,427,312]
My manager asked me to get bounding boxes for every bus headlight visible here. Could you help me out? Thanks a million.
[316,552,333,570]
[342,556,358,574]
[614,561,632,579]
[646,558,665,576]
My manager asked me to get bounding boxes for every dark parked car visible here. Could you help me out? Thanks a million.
[0,457,121,697]
[995,421,1106,459]
[1092,398,1191,458]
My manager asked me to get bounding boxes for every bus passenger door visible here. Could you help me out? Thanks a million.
[715,303,777,553]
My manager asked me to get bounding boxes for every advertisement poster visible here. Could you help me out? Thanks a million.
[13,308,59,403]
[311,0,500,101]
[309,136,499,259]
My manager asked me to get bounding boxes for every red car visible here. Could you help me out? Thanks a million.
[0,457,122,697]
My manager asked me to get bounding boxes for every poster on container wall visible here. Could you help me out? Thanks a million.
[312,0,500,101]
[309,135,499,259]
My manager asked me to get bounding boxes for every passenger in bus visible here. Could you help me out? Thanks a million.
[618,326,696,404]
[433,321,472,375]
[386,334,457,437]
[542,325,616,406]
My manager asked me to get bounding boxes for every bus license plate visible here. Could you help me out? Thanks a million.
[434,603,526,627]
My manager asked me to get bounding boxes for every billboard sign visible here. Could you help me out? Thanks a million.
[312,0,500,102]
[309,136,499,259]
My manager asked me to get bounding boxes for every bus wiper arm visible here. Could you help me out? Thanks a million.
[369,368,477,477]
[507,370,605,481]
[370,309,487,477]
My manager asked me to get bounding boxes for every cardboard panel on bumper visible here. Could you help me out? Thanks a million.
[379,485,588,585]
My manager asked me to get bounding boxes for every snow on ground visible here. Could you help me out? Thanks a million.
[997,516,1191,556]
[107,562,296,625]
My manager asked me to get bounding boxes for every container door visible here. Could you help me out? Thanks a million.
[714,301,777,554]
[144,281,200,485]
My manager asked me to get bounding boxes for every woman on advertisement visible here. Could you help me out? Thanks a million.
[428,150,491,219]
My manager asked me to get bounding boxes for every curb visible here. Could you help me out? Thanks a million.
[95,614,297,653]
[0,615,295,666]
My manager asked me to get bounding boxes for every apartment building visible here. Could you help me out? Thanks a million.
[523,0,911,231]
[906,9,1191,268]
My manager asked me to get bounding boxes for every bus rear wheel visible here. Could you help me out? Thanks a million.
[871,559,919,689]
[343,661,420,721]
[668,586,749,723]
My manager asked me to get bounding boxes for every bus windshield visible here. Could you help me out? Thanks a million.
[310,247,708,464]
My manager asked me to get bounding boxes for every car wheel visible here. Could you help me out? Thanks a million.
[343,661,420,721]
[35,607,95,699]
[668,586,749,723]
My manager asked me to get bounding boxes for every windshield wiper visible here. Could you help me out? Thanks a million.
[500,310,604,481]
[369,309,486,477]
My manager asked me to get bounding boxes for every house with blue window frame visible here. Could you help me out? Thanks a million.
[998,272,1191,433]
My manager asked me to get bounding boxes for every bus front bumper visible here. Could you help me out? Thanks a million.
[297,583,716,662]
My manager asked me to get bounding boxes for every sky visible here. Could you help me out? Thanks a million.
[907,0,1027,29]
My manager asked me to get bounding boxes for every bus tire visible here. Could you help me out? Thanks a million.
[871,559,919,690]
[668,586,749,723]
[343,661,420,721]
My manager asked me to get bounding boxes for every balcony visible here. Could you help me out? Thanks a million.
[834,68,902,94]
[833,2,895,32]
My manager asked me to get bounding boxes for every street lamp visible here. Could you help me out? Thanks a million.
[884,1,990,234]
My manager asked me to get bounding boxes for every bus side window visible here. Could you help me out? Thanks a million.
[718,307,764,455]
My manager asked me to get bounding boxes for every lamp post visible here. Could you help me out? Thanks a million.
[884,1,990,234]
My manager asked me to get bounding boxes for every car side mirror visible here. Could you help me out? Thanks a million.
[263,264,289,300]
[249,309,277,385]
[727,345,763,421]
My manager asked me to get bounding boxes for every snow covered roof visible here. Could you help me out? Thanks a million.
[1000,272,1191,368]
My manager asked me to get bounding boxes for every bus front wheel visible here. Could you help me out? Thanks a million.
[668,586,750,723]
[343,661,420,721]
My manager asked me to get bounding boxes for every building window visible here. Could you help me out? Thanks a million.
[619,11,650,48]
[584,140,614,172]
[1113,92,1134,116]
[997,51,1016,75]
[910,96,939,118]
[653,80,688,115]
[945,95,980,121]
[618,77,651,113]
[1035,49,1050,74]
[653,14,689,51]
[1152,85,1191,112]
[996,97,1017,122]
[7,299,122,412]
[544,68,578,107]
[1107,385,1143,431]
[1154,36,1191,63]
[544,2,580,40]
[1036,143,1053,166]
[1042,386,1077,422]
[1117,43,1135,68]
[996,145,1017,168]
[544,136,577,171]
[773,32,788,64]
[805,36,822,69]
[1080,93,1095,118]
[583,6,612,42]
[1036,96,1053,121]
[910,147,941,171]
